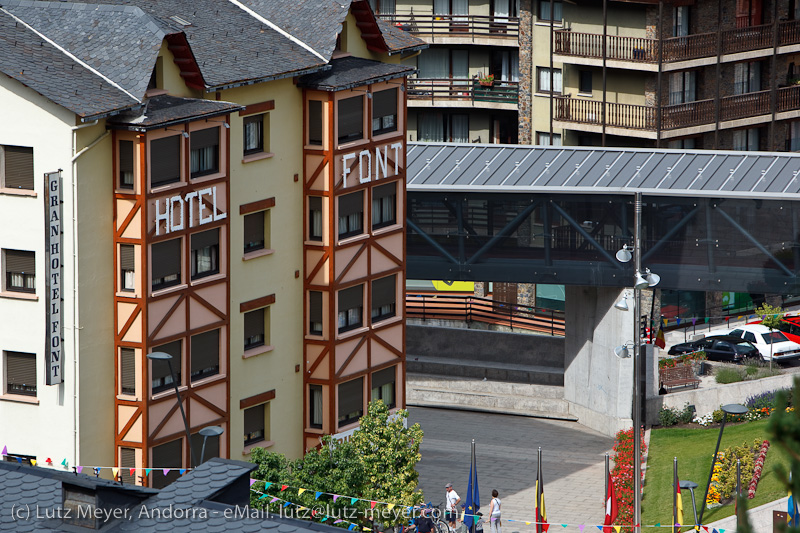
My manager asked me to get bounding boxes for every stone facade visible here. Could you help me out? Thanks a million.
[518,0,533,144]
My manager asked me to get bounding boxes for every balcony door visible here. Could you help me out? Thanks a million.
[673,6,689,37]
[418,49,449,79]
[435,0,468,24]
[668,71,696,105]
[452,50,469,89]
[734,61,761,95]
[735,0,762,27]
[493,0,519,18]
[492,50,519,82]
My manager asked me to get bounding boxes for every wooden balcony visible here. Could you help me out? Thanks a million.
[554,85,800,132]
[408,78,519,106]
[554,19,800,66]
[378,14,519,40]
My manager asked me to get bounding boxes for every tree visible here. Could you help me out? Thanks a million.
[768,379,800,533]
[755,303,784,370]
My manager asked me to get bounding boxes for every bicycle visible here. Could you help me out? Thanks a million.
[431,502,468,533]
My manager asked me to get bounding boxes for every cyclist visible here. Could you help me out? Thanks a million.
[444,483,461,530]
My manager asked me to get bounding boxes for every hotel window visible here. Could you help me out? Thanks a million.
[309,197,324,241]
[368,0,395,14]
[4,250,35,293]
[309,101,323,146]
[244,403,268,445]
[191,329,220,382]
[733,128,760,151]
[536,132,562,146]
[151,238,181,290]
[371,366,396,409]
[190,127,219,178]
[191,430,221,465]
[309,291,323,336]
[0,145,34,190]
[150,340,181,394]
[309,385,323,429]
[418,113,468,143]
[371,274,397,323]
[191,229,219,280]
[120,244,135,292]
[338,377,364,427]
[536,67,562,94]
[673,6,689,37]
[791,121,800,151]
[578,70,592,95]
[150,136,181,188]
[120,447,136,484]
[538,0,562,21]
[668,138,697,150]
[151,439,181,489]
[669,71,696,105]
[372,88,398,136]
[338,96,364,145]
[119,140,134,189]
[372,182,396,230]
[734,61,761,95]
[244,211,268,253]
[338,191,364,239]
[244,308,267,350]
[244,114,268,156]
[338,284,363,333]
[5,351,36,397]
[120,348,136,396]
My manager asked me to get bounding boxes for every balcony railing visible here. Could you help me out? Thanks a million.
[555,85,800,132]
[408,78,519,105]
[555,19,800,65]
[378,14,519,39]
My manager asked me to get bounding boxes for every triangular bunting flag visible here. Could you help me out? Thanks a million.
[145,468,151,476]
[351,497,358,505]
[30,459,36,466]
[270,497,279,503]
[692,318,697,325]
[312,510,317,517]
[334,495,340,502]
[259,494,268,500]
[16,457,21,463]
[720,529,725,533]
[702,528,708,532]
[561,525,567,528]
[46,458,52,464]
[461,512,465,521]
[264,482,273,489]
[370,501,377,509]
[163,469,170,475]
[315,491,323,500]
[61,459,68,466]
[112,468,119,479]
[77,466,84,474]
[363,528,371,531]
[250,479,258,486]
[348,525,356,531]
[705,317,710,323]
[321,516,329,522]
[614,527,620,533]
[1,446,6,455]
[676,318,681,325]
[655,524,661,528]
[525,522,531,526]
[298,488,306,495]
[579,526,585,533]
[179,469,186,475]
[130,468,136,477]
[283,502,291,508]
[334,520,344,524]
[281,485,288,491]
[387,504,395,511]
[596,527,603,531]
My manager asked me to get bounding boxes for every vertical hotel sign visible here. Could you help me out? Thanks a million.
[45,170,63,385]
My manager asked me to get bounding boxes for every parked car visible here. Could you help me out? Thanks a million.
[748,314,800,345]
[726,324,800,362]
[667,335,759,362]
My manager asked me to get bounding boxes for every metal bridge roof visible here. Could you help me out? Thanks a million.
[406,142,800,199]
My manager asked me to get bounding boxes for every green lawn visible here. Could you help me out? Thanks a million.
[642,419,790,526]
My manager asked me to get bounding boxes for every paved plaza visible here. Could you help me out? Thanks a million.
[409,407,614,529]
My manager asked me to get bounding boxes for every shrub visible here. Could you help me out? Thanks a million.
[746,390,781,411]
[715,439,759,499]
[678,403,695,424]
[716,368,745,384]
[745,365,759,376]
[659,406,679,427]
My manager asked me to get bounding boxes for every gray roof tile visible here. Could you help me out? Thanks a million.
[299,56,414,91]
[108,94,243,130]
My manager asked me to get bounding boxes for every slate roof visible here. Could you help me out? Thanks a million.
[376,19,429,54]
[108,94,243,131]
[0,8,140,119]
[0,458,352,533]
[406,142,800,200]
[299,56,415,92]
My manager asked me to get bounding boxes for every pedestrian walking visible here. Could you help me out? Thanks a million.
[445,482,461,529]
[488,490,501,533]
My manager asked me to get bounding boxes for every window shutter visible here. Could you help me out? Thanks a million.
[373,182,395,201]
[339,285,363,311]
[120,447,136,484]
[372,366,395,390]
[151,239,180,281]
[373,89,397,118]
[120,245,135,271]
[191,329,219,378]
[191,229,219,250]
[5,250,35,274]
[121,348,136,395]
[244,309,265,341]
[244,212,264,246]
[310,196,322,212]
[191,128,219,150]
[244,404,265,435]
[4,146,34,189]
[372,275,396,308]
[338,96,363,140]
[119,141,134,174]
[152,439,182,468]
[338,378,363,417]
[309,101,323,145]
[150,136,181,186]
[6,352,36,390]
[339,191,363,216]
[310,292,323,323]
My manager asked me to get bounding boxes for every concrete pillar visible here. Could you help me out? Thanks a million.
[564,285,634,438]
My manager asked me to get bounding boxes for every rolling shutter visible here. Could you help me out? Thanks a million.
[4,146,34,190]
[151,239,180,281]
[190,329,219,380]
[244,404,265,437]
[120,245,135,271]
[339,191,363,217]
[244,212,264,247]
[191,229,218,250]
[338,378,364,419]
[372,366,395,390]
[120,348,135,395]
[373,89,397,119]
[6,352,36,397]
[310,292,323,323]
[339,285,363,312]
[120,447,136,484]
[150,136,180,186]
[372,275,396,309]
[5,250,34,274]
[191,128,219,150]
[244,309,264,341]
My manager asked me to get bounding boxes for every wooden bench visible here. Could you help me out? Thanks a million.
[659,364,701,392]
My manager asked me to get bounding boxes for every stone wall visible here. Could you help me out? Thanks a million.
[518,0,533,144]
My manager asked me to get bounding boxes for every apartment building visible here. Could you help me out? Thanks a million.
[0,0,422,485]
[525,0,800,150]
[374,0,521,144]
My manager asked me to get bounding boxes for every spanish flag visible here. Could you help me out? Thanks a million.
[535,465,548,533]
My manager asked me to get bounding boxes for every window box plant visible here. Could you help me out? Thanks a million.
[477,73,494,87]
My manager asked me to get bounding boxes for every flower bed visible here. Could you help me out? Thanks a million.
[747,440,770,498]
[611,428,647,532]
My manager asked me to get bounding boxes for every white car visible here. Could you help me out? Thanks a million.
[726,324,800,362]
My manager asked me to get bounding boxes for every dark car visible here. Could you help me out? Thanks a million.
[667,335,759,362]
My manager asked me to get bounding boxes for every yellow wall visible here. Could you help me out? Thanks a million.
[158,41,201,99]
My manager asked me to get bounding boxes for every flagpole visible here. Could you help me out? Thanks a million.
[605,453,609,508]
[673,457,678,533]
[471,439,476,533]
[536,447,543,533]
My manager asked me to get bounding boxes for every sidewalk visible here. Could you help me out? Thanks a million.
[409,406,614,529]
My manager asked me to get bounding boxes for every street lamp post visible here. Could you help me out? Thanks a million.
[147,351,197,468]
[679,480,699,529]
[697,403,748,526]
[198,425,224,465]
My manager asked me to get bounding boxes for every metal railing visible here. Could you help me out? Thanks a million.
[407,78,519,105]
[554,19,800,65]
[406,293,565,336]
[378,14,519,39]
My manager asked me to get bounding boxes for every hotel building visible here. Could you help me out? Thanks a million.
[0,0,423,484]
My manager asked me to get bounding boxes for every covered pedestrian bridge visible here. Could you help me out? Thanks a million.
[404,142,800,437]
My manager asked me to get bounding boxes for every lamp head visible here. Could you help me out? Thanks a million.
[199,425,224,438]
[721,403,748,415]
[614,345,631,359]
[644,268,660,287]
[615,244,632,263]
[146,351,172,361]
[634,271,650,290]
[614,295,629,311]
